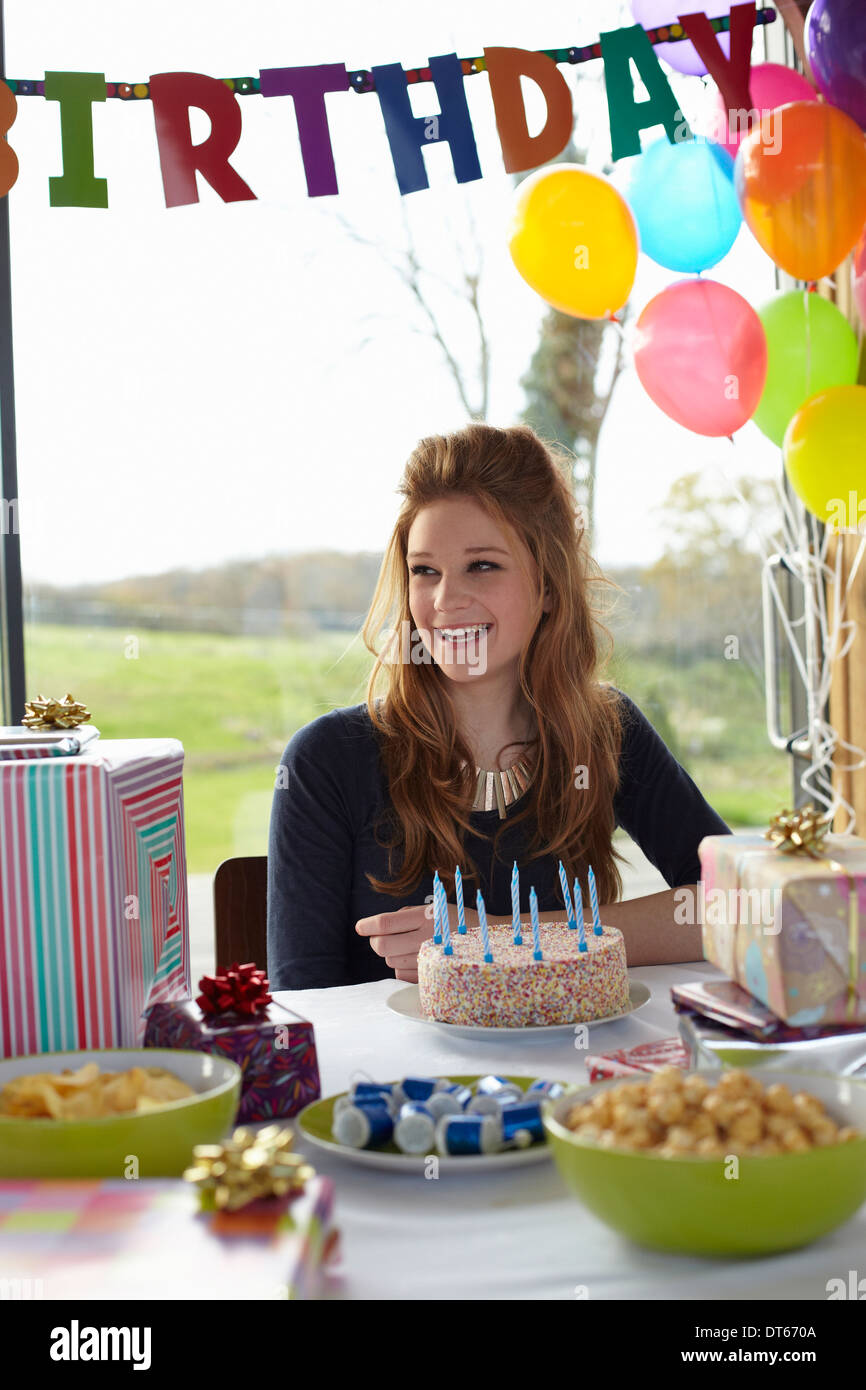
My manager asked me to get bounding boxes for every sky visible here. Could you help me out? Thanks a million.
[6,0,785,587]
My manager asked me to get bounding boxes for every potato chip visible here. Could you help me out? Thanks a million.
[0,1062,195,1119]
[50,1063,101,1092]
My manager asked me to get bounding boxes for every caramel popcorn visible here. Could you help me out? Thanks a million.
[563,1069,861,1158]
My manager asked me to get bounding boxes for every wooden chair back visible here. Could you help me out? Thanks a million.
[213,855,268,972]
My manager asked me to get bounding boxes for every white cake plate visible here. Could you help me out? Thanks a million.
[385,979,651,1040]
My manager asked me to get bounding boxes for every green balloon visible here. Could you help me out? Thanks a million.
[753,291,859,446]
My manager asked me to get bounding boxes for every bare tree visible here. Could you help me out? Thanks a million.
[335,198,491,420]
[518,141,631,538]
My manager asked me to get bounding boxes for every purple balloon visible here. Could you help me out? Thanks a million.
[806,0,866,130]
[631,0,732,77]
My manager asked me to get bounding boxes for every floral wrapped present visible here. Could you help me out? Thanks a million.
[0,734,190,1059]
[585,1036,689,1081]
[143,963,320,1122]
[699,809,866,1027]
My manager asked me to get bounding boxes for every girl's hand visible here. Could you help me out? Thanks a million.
[354,904,436,983]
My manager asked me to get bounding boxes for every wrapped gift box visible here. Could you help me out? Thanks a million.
[585,1036,689,1081]
[699,831,866,1026]
[676,1009,866,1078]
[0,738,190,1058]
[0,1175,338,1300]
[143,997,320,1122]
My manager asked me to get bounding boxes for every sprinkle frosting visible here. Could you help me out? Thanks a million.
[418,923,630,1027]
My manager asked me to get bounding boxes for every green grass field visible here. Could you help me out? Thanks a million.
[25,623,789,872]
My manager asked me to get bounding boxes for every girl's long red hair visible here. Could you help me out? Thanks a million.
[361,423,625,905]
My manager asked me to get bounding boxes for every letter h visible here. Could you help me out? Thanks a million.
[371,53,482,195]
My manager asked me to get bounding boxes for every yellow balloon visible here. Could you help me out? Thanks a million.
[783,385,866,524]
[508,164,639,320]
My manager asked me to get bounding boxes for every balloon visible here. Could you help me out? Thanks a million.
[630,0,732,76]
[508,165,639,320]
[783,385,866,524]
[854,225,866,329]
[735,101,866,281]
[706,62,817,156]
[0,83,18,198]
[622,136,741,272]
[806,0,866,130]
[634,279,768,436]
[753,291,859,445]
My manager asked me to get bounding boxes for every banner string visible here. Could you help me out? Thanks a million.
[1,8,778,100]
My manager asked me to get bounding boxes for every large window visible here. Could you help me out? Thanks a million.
[5,1,793,950]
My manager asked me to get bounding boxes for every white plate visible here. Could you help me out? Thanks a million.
[296,1076,554,1173]
[385,979,651,1040]
[295,1126,552,1173]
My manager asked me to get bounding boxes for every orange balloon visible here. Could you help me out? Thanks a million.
[0,81,18,199]
[735,101,866,281]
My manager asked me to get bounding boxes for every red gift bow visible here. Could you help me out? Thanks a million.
[196,962,273,1018]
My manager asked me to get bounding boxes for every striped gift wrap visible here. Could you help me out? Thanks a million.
[0,739,191,1058]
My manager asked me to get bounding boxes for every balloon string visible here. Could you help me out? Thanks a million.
[712,438,866,833]
[604,310,627,344]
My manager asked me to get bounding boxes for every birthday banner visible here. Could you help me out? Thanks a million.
[0,5,781,207]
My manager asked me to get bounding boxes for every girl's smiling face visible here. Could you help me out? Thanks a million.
[406,496,550,684]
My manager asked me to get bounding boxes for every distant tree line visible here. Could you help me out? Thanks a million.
[24,468,772,669]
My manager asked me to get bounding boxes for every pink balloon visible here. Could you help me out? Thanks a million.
[706,61,817,155]
[707,62,818,156]
[634,279,768,437]
[854,225,866,329]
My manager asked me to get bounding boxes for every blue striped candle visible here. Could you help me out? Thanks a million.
[529,887,543,961]
[438,878,452,955]
[511,860,522,944]
[573,877,588,952]
[476,890,493,963]
[455,865,467,934]
[588,865,602,935]
[432,870,443,943]
[558,860,577,930]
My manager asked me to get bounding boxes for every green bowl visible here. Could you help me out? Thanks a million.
[0,1048,242,1178]
[543,1070,866,1256]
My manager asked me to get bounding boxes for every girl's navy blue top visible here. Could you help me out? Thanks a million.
[266,690,731,989]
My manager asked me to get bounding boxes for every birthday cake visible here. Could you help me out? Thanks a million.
[417,924,630,1028]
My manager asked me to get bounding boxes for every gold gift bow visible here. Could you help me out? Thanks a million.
[765,807,861,1022]
[22,692,91,729]
[183,1124,315,1212]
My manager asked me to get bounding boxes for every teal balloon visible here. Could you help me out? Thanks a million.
[754,291,860,446]
[623,136,741,272]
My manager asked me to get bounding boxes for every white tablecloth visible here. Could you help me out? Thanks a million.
[275,962,866,1301]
